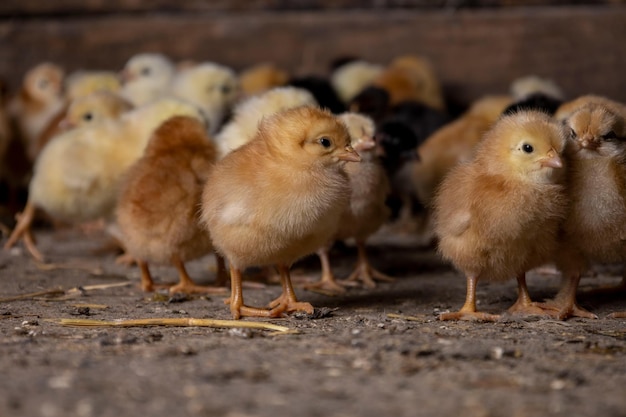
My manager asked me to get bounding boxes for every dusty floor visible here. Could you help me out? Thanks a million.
[1,227,625,417]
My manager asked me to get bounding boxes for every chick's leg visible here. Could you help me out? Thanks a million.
[3,201,44,262]
[506,273,549,317]
[228,265,283,319]
[168,254,227,295]
[341,241,393,289]
[269,264,314,315]
[303,247,347,295]
[439,274,500,321]
[213,253,229,287]
[535,273,597,320]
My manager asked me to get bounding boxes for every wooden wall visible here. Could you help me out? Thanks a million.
[1,1,625,106]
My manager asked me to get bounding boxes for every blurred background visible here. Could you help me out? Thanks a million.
[1,0,625,107]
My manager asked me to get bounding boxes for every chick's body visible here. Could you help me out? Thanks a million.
[306,113,391,293]
[542,100,626,319]
[434,111,567,320]
[202,106,360,318]
[116,116,224,294]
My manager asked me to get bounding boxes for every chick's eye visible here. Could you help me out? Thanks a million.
[602,131,618,141]
[221,85,232,95]
[38,79,49,89]
[522,144,534,154]
[319,137,332,148]
[83,112,93,122]
[141,67,151,76]
[569,128,577,139]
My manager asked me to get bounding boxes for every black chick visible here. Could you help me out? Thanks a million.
[502,93,563,116]
[288,76,346,114]
[349,86,390,123]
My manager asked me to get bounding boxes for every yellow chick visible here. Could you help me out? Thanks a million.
[169,62,239,135]
[8,62,65,162]
[201,106,360,319]
[65,70,122,101]
[239,62,289,97]
[4,98,205,261]
[330,60,383,104]
[116,116,226,294]
[555,94,626,121]
[306,112,391,294]
[539,100,626,319]
[36,91,134,155]
[120,53,175,106]
[510,75,565,102]
[434,111,567,321]
[215,86,317,158]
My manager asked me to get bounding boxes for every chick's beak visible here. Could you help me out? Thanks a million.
[354,136,376,152]
[338,145,361,162]
[540,149,562,169]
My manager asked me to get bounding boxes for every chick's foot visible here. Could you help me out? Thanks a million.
[439,310,500,321]
[534,300,598,320]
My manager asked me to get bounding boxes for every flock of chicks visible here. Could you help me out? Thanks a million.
[0,52,624,321]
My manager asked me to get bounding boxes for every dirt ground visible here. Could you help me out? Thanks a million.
[1,226,625,417]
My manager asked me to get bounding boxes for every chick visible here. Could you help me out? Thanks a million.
[169,62,239,135]
[434,111,567,321]
[349,86,390,123]
[538,100,626,319]
[510,75,564,102]
[65,70,122,101]
[239,63,289,97]
[8,62,65,162]
[215,86,317,158]
[331,60,383,105]
[373,55,446,111]
[555,94,625,121]
[116,116,226,294]
[4,98,204,261]
[120,53,175,106]
[289,76,345,114]
[201,106,360,319]
[306,112,390,293]
[36,91,133,155]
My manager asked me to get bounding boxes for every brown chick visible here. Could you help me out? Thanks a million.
[305,112,391,294]
[116,116,226,294]
[433,111,567,321]
[538,100,626,319]
[372,55,445,111]
[201,106,361,319]
[8,62,65,162]
[239,63,289,97]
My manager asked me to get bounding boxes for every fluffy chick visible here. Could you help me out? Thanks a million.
[555,94,625,121]
[169,62,239,135]
[239,63,289,97]
[65,70,122,101]
[120,53,175,106]
[539,100,626,319]
[373,55,446,111]
[434,111,567,321]
[306,112,391,294]
[201,106,360,319]
[8,62,65,162]
[215,86,317,158]
[289,76,345,114]
[36,91,133,155]
[331,60,383,105]
[116,116,226,294]
[4,98,204,261]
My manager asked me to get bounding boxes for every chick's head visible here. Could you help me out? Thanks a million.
[65,71,122,101]
[24,62,65,103]
[479,110,566,184]
[260,106,360,167]
[120,53,174,86]
[62,92,133,129]
[565,104,626,160]
[338,112,376,155]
